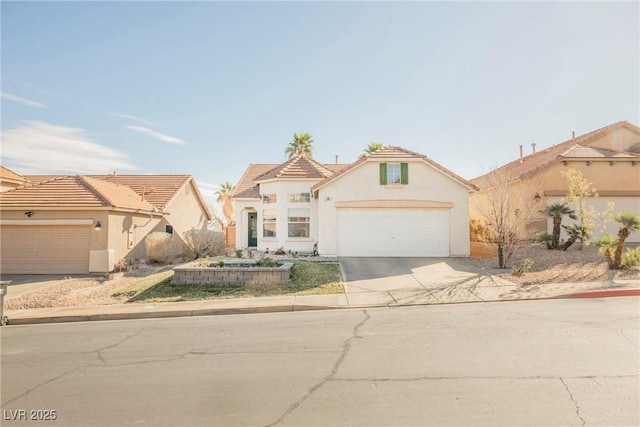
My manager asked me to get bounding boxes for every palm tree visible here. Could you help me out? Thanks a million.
[285,133,313,158]
[595,235,618,270]
[215,181,235,226]
[360,142,384,158]
[612,212,640,268]
[541,202,577,249]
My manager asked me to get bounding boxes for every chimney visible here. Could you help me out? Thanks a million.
[519,145,523,164]
[532,143,536,154]
[335,155,339,164]
[572,131,575,139]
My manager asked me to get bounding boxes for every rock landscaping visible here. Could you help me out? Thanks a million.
[464,243,640,285]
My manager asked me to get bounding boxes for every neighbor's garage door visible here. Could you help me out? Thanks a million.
[0,225,91,274]
[337,209,450,257]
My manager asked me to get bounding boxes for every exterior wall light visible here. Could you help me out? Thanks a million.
[534,193,541,202]
[95,221,102,231]
[24,211,34,217]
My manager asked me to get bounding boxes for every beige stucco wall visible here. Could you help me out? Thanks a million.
[317,159,471,257]
[160,180,210,238]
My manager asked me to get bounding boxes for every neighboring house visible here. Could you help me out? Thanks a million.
[232,146,477,257]
[0,172,211,274]
[0,166,29,192]
[471,121,640,242]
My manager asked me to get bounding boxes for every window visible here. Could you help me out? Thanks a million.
[288,208,310,238]
[165,225,173,235]
[379,163,409,185]
[263,210,276,237]
[288,192,311,203]
[263,193,277,204]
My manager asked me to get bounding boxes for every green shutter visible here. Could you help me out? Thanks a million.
[400,163,409,184]
[379,163,387,185]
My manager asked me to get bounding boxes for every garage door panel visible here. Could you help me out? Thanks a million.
[337,209,450,257]
[1,225,91,274]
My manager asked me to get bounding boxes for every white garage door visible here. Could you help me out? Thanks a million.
[337,209,450,257]
[0,225,91,274]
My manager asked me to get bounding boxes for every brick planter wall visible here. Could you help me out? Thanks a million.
[172,262,293,286]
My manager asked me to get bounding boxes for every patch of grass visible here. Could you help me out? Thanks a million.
[128,260,344,303]
[111,270,174,299]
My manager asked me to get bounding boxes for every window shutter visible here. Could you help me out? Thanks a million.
[400,163,409,184]
[379,163,387,185]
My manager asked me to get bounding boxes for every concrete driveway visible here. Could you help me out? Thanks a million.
[339,257,518,306]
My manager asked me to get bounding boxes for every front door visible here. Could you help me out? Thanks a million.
[247,212,258,247]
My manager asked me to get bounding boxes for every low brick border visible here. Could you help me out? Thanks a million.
[172,262,293,286]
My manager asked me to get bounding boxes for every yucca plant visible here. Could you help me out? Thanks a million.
[560,224,586,251]
[611,212,640,269]
[595,235,618,270]
[541,202,577,249]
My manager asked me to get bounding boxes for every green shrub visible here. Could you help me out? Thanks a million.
[622,247,640,268]
[256,256,279,267]
[512,258,534,277]
[539,233,554,249]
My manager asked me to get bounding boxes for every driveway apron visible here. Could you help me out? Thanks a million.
[338,257,519,306]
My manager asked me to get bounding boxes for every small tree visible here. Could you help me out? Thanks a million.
[540,202,576,249]
[215,181,236,226]
[612,212,640,269]
[472,171,541,268]
[562,168,614,248]
[595,235,617,270]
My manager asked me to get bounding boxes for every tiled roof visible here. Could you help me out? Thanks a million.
[0,166,30,185]
[8,173,211,218]
[472,121,640,188]
[90,174,191,209]
[0,175,155,211]
[311,146,478,192]
[232,158,350,199]
[560,145,638,159]
[254,155,337,181]
[231,164,279,199]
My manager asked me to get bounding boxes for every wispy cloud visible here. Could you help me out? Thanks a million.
[0,121,136,174]
[126,126,186,145]
[1,91,47,108]
[111,112,157,127]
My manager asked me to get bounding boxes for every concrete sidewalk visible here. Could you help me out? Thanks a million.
[3,278,638,326]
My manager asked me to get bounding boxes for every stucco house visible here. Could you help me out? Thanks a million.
[471,121,640,242]
[0,172,211,274]
[232,146,477,257]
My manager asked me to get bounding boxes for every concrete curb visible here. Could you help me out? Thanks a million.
[5,290,639,326]
[561,288,640,299]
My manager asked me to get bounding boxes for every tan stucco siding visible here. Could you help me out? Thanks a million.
[588,126,639,152]
[161,181,210,238]
[317,160,471,257]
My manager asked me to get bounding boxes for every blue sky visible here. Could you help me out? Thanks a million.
[1,1,638,208]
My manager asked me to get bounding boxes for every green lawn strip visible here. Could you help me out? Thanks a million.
[128,260,344,303]
[111,269,175,299]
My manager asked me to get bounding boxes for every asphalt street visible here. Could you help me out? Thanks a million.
[1,297,639,426]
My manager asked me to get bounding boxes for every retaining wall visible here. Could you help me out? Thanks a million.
[172,262,293,285]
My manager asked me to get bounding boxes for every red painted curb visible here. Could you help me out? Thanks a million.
[568,289,640,299]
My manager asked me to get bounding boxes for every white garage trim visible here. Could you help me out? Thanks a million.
[337,208,451,257]
[334,200,453,209]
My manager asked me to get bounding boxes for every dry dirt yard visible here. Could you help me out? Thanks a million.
[464,242,640,285]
